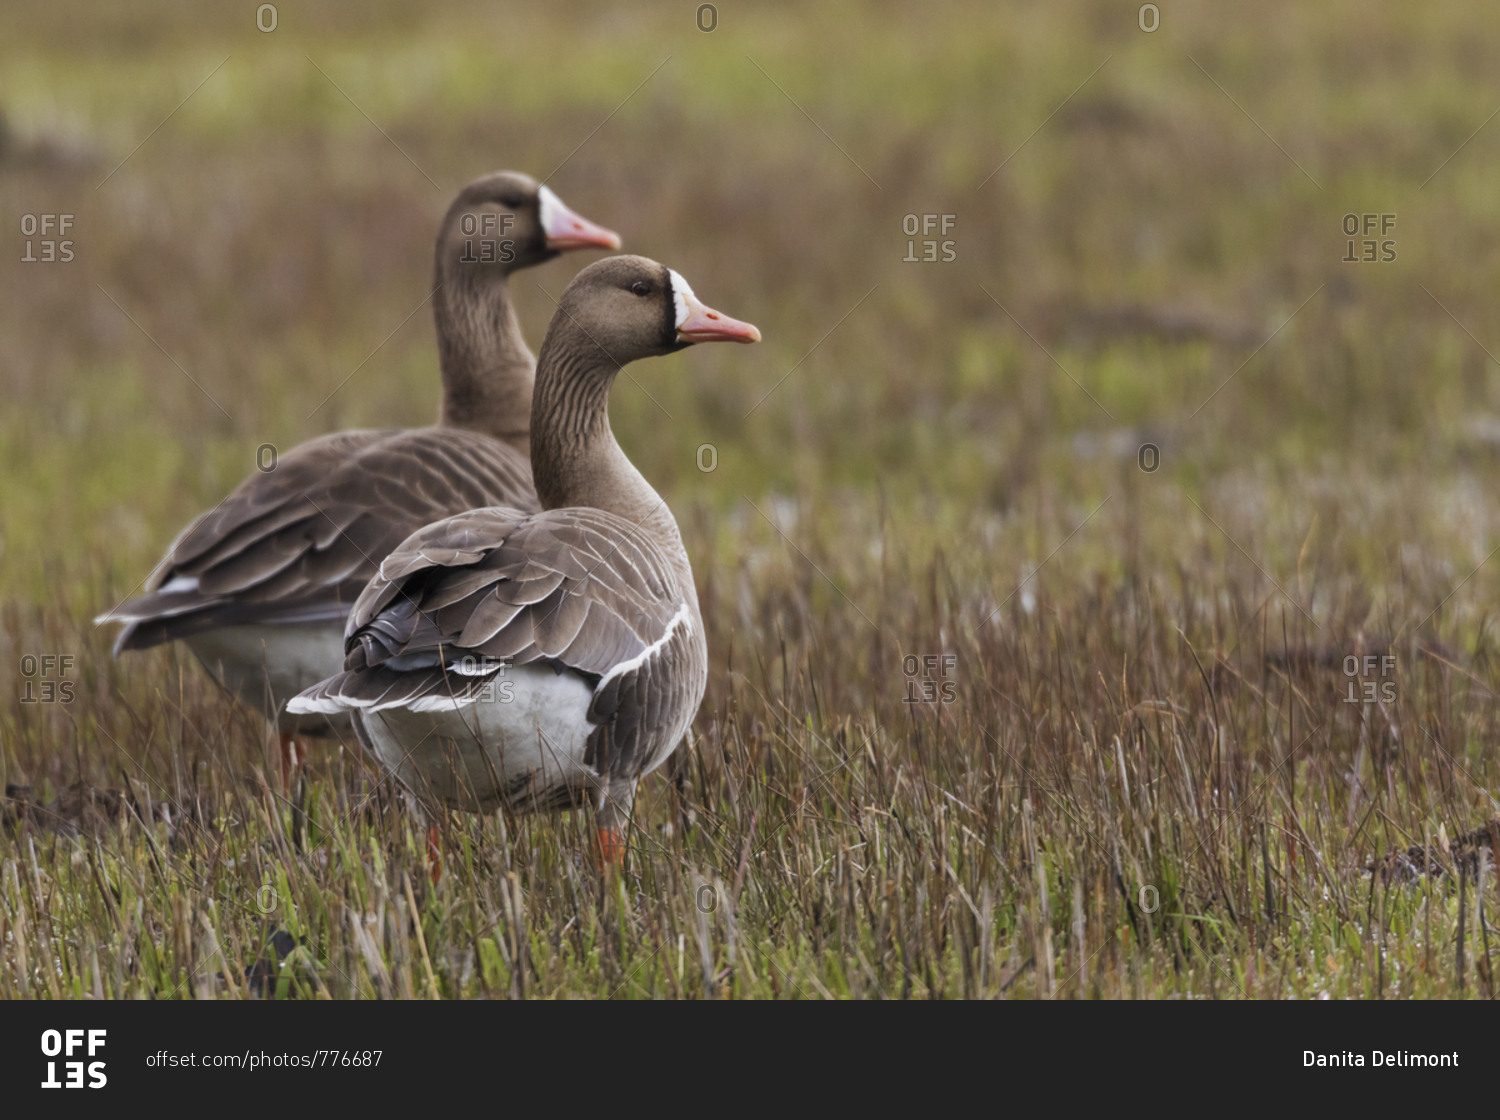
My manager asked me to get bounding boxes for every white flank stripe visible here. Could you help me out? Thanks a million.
[404,694,478,713]
[595,601,691,692]
[448,658,505,677]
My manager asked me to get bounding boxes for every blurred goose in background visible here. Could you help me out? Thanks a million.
[289,256,760,864]
[98,171,621,787]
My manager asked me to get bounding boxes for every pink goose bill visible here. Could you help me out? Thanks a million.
[539,185,623,251]
[673,279,762,344]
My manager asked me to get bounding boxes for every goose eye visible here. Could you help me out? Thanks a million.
[631,281,651,297]
[498,194,523,209]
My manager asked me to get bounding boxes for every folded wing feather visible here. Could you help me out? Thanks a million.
[99,427,537,652]
[289,506,686,723]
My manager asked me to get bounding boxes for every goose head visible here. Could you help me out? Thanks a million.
[552,255,761,367]
[437,171,621,277]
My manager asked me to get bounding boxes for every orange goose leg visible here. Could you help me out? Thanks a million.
[595,827,626,869]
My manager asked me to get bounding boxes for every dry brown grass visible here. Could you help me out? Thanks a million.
[5,0,1500,997]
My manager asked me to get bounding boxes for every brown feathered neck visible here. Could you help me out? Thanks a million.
[530,312,680,548]
[434,252,535,456]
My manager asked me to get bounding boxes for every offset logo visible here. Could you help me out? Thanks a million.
[1342,213,1396,263]
[903,653,958,704]
[902,214,956,263]
[459,212,517,264]
[20,214,75,262]
[40,1029,107,1088]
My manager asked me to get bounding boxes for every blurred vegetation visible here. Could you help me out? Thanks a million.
[4,0,1500,997]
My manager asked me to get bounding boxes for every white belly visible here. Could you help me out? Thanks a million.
[185,622,350,736]
[354,664,599,813]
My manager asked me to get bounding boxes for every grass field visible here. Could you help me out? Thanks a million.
[4,0,1500,997]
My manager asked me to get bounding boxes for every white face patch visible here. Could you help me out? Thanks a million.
[668,268,697,328]
[537,184,562,232]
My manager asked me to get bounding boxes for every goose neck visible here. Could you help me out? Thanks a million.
[435,264,534,453]
[531,329,668,530]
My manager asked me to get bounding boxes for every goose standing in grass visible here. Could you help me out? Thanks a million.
[98,172,621,786]
[289,256,760,863]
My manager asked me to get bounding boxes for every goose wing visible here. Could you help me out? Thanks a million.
[100,428,537,652]
[290,505,700,781]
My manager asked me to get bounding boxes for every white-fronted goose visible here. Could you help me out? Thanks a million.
[288,256,760,862]
[98,172,621,784]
